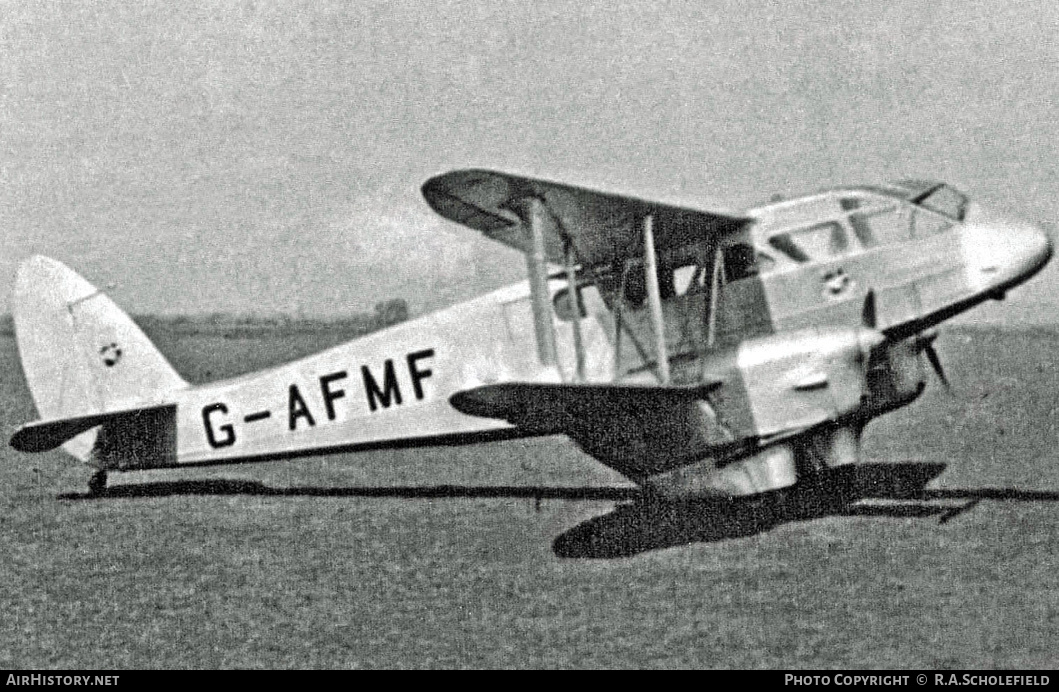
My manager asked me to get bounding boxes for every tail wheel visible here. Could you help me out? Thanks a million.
[88,470,107,495]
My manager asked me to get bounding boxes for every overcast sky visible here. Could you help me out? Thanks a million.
[2,0,1057,322]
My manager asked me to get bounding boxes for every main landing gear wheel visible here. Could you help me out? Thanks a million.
[88,470,107,495]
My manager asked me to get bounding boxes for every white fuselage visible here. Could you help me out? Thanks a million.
[170,279,615,465]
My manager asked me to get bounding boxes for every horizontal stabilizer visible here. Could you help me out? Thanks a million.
[450,380,723,428]
[10,404,175,454]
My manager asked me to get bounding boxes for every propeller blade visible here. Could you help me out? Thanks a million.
[861,290,877,330]
[924,342,950,391]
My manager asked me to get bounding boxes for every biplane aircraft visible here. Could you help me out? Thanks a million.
[9,170,1053,508]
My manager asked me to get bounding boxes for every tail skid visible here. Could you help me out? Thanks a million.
[11,256,187,462]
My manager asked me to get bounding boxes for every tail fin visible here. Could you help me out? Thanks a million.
[12,256,187,460]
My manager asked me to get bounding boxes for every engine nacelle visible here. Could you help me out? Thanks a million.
[701,325,884,440]
[645,423,864,501]
[862,335,928,417]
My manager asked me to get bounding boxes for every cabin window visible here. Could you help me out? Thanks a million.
[768,221,848,263]
[849,206,909,247]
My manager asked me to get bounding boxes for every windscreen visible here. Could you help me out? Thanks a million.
[912,184,968,221]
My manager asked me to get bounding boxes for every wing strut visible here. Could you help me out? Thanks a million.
[564,238,586,382]
[643,214,670,384]
[521,197,559,370]
[706,245,724,348]
[613,267,626,377]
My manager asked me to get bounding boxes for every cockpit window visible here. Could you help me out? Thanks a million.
[913,184,968,221]
[769,234,809,263]
[768,221,848,263]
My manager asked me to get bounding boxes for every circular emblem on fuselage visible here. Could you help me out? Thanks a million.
[822,268,852,297]
[100,342,122,367]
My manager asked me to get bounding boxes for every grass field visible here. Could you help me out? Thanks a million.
[1,325,1056,668]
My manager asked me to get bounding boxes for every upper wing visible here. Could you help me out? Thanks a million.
[422,169,752,267]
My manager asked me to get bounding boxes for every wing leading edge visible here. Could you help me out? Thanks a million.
[450,381,723,425]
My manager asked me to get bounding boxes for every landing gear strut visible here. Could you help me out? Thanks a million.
[88,470,107,495]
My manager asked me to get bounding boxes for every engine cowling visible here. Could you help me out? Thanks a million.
[701,325,884,440]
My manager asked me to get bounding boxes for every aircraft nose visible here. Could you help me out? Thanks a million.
[1011,220,1054,280]
[961,204,1053,293]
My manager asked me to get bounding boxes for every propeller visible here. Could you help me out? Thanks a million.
[861,290,877,329]
[919,332,951,391]
[862,291,950,391]
[924,342,950,390]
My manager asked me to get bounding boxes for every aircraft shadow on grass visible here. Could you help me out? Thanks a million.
[552,463,1059,558]
[58,462,1059,558]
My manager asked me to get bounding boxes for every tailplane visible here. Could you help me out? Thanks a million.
[11,256,187,461]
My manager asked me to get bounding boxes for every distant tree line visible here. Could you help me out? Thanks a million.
[0,299,410,338]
